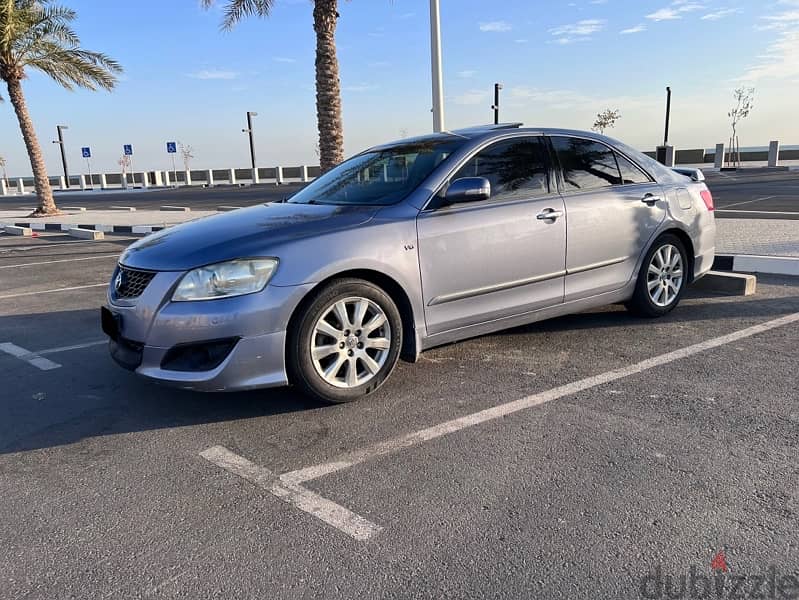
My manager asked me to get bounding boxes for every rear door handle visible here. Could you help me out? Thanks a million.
[641,193,662,205]
[537,209,564,220]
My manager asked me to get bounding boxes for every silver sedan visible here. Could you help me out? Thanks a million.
[102,124,715,403]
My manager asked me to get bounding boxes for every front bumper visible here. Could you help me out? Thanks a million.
[105,269,314,392]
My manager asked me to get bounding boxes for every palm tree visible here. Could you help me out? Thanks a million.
[202,0,344,173]
[0,1,122,215]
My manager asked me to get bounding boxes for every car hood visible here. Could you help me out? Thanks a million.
[120,202,378,271]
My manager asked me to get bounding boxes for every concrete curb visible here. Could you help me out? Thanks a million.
[1,225,32,236]
[713,254,799,277]
[68,227,104,240]
[5,221,167,235]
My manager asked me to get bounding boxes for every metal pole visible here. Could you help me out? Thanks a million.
[429,0,445,132]
[243,111,258,171]
[663,86,672,147]
[491,83,503,125]
[171,154,177,187]
[54,125,69,188]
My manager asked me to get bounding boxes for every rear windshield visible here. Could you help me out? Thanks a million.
[288,139,466,206]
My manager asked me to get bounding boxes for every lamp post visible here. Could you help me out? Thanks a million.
[491,83,503,125]
[663,86,672,147]
[52,124,69,188]
[242,111,258,172]
[429,0,445,132]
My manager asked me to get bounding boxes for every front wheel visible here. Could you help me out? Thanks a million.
[626,234,688,318]
[288,278,403,403]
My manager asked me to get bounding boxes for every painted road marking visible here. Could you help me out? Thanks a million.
[715,210,799,216]
[200,445,382,541]
[718,195,777,209]
[203,311,799,540]
[0,254,119,269]
[201,311,799,540]
[0,283,107,300]
[0,342,61,370]
[29,340,107,356]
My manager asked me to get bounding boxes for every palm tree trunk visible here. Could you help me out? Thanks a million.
[5,78,57,215]
[313,0,344,173]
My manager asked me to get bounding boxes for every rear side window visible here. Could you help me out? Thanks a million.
[452,137,551,201]
[616,153,652,185]
[551,137,621,191]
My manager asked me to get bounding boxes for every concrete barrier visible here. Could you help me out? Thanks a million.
[61,206,87,212]
[67,227,104,240]
[160,206,191,212]
[109,206,136,211]
[2,225,32,236]
[692,271,756,296]
[217,206,242,212]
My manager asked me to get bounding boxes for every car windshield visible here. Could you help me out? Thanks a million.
[287,138,466,206]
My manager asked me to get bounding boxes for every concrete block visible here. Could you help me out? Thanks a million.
[207,169,215,187]
[153,171,163,187]
[692,270,756,296]
[2,225,32,236]
[0,179,7,196]
[713,144,725,170]
[734,255,799,277]
[276,166,284,185]
[164,170,171,186]
[59,176,66,190]
[160,206,191,212]
[17,179,25,194]
[252,168,260,185]
[185,170,192,186]
[216,206,242,212]
[80,175,87,191]
[142,172,149,188]
[61,206,87,212]
[67,227,104,240]
[100,173,108,189]
[768,141,780,168]
[664,145,676,167]
[301,165,309,183]
[229,168,237,185]
[109,206,136,211]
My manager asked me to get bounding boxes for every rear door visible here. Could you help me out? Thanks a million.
[549,136,666,301]
[416,136,566,335]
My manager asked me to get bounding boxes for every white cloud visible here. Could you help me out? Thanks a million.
[187,69,238,80]
[620,24,647,34]
[273,57,296,63]
[343,83,379,92]
[646,1,705,21]
[739,5,799,81]
[514,39,529,44]
[479,21,512,32]
[452,89,490,105]
[701,8,742,20]
[550,19,606,36]
[457,70,477,78]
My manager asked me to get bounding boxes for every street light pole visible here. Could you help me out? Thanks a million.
[242,111,258,172]
[52,125,69,188]
[491,83,503,125]
[429,0,445,132]
[663,86,672,146]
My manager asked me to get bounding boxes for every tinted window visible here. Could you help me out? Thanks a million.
[551,137,621,191]
[451,137,550,201]
[615,152,652,185]
[288,138,465,206]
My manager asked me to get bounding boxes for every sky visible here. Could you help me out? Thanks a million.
[1,0,798,176]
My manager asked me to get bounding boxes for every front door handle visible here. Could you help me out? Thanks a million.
[537,209,564,220]
[641,193,662,205]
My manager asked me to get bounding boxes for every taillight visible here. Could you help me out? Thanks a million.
[700,189,714,211]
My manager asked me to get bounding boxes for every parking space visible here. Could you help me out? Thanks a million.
[1,233,798,598]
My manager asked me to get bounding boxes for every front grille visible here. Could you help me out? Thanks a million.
[113,265,156,299]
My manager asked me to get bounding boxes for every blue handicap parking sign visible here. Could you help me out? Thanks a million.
[81,147,91,158]
[123,144,133,156]
[166,142,177,154]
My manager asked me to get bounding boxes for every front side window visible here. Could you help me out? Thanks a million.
[551,137,621,191]
[288,138,466,206]
[450,137,551,202]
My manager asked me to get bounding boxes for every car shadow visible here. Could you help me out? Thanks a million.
[1,276,797,455]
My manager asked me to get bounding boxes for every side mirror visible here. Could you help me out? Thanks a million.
[445,177,491,204]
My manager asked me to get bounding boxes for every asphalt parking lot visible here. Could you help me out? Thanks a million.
[1,232,798,599]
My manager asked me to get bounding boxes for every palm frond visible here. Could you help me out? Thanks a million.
[201,0,274,31]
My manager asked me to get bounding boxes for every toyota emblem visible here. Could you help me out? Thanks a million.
[114,271,125,293]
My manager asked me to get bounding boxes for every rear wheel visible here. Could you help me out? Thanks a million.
[288,278,402,403]
[626,234,688,318]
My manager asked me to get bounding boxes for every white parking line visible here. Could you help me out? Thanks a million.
[0,342,61,370]
[0,254,119,269]
[715,210,799,216]
[205,311,799,540]
[200,446,382,541]
[718,195,777,209]
[0,283,107,300]
[32,340,107,356]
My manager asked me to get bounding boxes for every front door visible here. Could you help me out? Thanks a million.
[417,136,567,336]
[549,136,666,301]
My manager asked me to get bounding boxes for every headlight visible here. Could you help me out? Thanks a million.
[172,259,278,301]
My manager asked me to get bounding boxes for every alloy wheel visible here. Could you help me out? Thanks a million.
[646,244,684,307]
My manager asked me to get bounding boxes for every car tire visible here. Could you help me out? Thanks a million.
[626,234,688,318]
[288,278,403,404]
